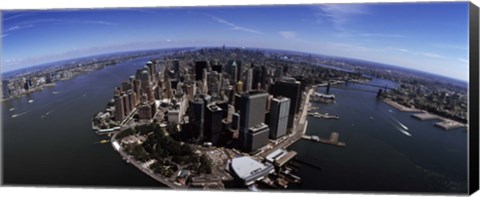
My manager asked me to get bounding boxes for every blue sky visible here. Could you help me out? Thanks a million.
[1,2,470,81]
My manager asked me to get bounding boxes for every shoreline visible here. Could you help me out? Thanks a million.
[110,132,185,189]
[382,98,467,130]
[382,98,423,112]
[1,83,57,103]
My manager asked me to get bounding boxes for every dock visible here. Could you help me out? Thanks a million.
[412,112,466,130]
[412,113,439,120]
[435,121,466,130]
[302,132,346,147]
[308,112,339,119]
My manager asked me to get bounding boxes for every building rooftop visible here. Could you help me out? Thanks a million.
[230,156,274,185]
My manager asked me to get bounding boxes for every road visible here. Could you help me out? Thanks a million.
[258,87,314,159]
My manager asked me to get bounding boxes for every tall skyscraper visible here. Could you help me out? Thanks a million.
[238,92,268,150]
[271,79,301,129]
[269,97,290,139]
[188,98,205,142]
[231,61,238,84]
[172,60,180,77]
[252,65,262,90]
[195,61,208,81]
[114,95,125,122]
[122,93,131,116]
[245,68,253,93]
[204,104,223,145]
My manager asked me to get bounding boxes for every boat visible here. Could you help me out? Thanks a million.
[28,99,34,103]
[9,108,15,111]
[100,139,110,144]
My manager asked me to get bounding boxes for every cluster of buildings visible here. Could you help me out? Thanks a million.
[95,53,306,154]
[2,71,68,99]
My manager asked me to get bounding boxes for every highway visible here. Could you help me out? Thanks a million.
[258,87,314,159]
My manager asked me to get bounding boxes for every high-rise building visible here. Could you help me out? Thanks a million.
[271,79,301,129]
[127,90,137,110]
[238,92,268,150]
[252,66,262,90]
[245,68,253,93]
[140,70,151,90]
[133,79,142,101]
[114,95,125,122]
[246,123,270,152]
[138,104,152,122]
[231,61,238,84]
[211,64,223,73]
[188,98,205,142]
[121,81,132,92]
[122,93,131,116]
[146,84,155,103]
[204,104,223,145]
[195,61,208,81]
[269,97,290,139]
[172,60,180,77]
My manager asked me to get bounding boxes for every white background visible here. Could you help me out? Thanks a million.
[0,0,479,197]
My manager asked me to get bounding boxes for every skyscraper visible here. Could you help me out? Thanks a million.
[238,91,268,150]
[246,123,270,152]
[245,68,253,93]
[271,79,301,129]
[204,104,223,145]
[188,98,205,142]
[269,97,290,139]
[114,95,125,122]
[195,61,208,81]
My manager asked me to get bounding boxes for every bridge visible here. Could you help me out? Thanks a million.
[345,79,396,90]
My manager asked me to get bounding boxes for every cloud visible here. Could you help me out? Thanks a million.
[358,33,405,38]
[386,47,410,52]
[3,18,117,36]
[206,14,263,35]
[3,13,37,21]
[434,43,468,50]
[76,20,117,26]
[418,52,445,59]
[5,24,34,32]
[1,34,8,38]
[458,58,468,63]
[317,4,370,30]
[387,47,447,59]
[278,31,296,39]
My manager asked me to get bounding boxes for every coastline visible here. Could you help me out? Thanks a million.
[110,132,186,189]
[1,83,57,103]
[382,98,423,112]
[382,98,467,130]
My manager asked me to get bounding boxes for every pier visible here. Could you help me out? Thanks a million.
[302,132,346,147]
[412,112,466,130]
[412,113,439,120]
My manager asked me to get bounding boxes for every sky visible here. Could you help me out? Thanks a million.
[1,2,470,81]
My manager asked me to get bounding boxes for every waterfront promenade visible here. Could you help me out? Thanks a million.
[110,132,186,189]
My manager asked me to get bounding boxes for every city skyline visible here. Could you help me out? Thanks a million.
[1,2,470,81]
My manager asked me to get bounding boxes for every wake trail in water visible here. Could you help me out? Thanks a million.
[11,111,30,118]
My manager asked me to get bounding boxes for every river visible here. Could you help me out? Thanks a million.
[2,55,167,188]
[287,78,467,193]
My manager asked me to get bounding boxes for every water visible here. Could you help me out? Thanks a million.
[2,55,168,188]
[287,78,467,193]
[3,62,467,193]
